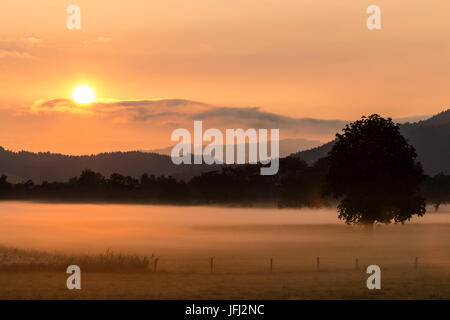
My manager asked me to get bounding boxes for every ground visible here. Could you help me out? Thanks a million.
[0,267,449,299]
[1,203,449,299]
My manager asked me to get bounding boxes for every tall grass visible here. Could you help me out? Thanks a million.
[0,246,154,273]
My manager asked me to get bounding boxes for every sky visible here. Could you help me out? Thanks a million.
[0,0,449,154]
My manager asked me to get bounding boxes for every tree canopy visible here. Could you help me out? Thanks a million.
[325,114,426,226]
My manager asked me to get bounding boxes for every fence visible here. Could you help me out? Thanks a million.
[149,255,425,274]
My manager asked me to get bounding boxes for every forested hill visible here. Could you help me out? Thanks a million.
[292,109,450,175]
[2,110,449,182]
[400,110,450,175]
[0,148,215,183]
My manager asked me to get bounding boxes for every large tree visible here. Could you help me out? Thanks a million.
[325,114,426,228]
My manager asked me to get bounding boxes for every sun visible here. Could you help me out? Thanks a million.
[72,85,96,104]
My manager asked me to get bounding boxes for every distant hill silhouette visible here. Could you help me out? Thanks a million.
[292,109,450,175]
[290,141,335,164]
[2,110,449,182]
[400,109,450,174]
[0,148,217,183]
[148,138,324,159]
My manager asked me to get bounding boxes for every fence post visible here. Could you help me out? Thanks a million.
[154,258,159,273]
[316,256,320,271]
[210,257,214,274]
[355,258,359,270]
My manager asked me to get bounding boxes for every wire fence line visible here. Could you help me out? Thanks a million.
[146,255,430,274]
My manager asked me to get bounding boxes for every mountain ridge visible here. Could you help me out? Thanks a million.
[1,110,449,182]
[0,148,217,183]
[292,109,450,174]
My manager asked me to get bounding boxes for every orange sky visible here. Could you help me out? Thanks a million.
[0,0,449,154]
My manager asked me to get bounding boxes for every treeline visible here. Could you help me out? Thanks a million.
[0,158,327,207]
[421,173,450,210]
[0,157,449,208]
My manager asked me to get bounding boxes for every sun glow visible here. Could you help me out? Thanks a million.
[72,85,96,104]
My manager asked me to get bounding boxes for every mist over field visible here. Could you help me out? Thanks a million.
[0,202,449,299]
[0,202,449,266]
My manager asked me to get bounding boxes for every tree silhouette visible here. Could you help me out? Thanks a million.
[325,114,426,228]
[0,174,12,198]
[422,173,450,211]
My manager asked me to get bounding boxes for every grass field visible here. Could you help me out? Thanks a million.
[1,268,449,299]
[0,203,449,299]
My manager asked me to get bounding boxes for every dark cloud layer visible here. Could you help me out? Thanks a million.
[30,98,347,137]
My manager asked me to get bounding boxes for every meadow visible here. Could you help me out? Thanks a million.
[0,202,449,299]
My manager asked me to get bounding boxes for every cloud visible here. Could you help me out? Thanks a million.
[30,98,347,138]
[22,37,43,45]
[191,107,346,131]
[0,49,33,59]
[30,98,212,125]
[81,37,112,45]
[31,98,208,116]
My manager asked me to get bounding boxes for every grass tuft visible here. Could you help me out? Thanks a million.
[0,246,154,273]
